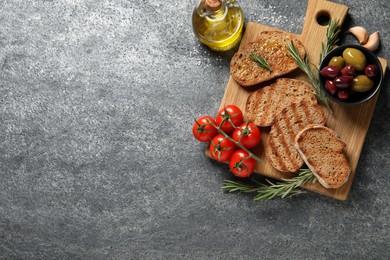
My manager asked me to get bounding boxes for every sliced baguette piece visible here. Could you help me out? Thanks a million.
[245,78,317,127]
[230,31,306,87]
[294,125,351,189]
[266,100,326,173]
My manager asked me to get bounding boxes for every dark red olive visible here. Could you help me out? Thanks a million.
[340,65,355,76]
[365,64,379,78]
[334,75,353,89]
[338,89,349,101]
[325,80,337,95]
[320,65,340,79]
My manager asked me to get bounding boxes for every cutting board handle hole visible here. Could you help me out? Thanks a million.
[316,11,331,26]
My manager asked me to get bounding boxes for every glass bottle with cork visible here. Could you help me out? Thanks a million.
[192,0,244,51]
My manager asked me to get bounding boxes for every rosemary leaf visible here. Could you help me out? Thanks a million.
[253,169,316,201]
[249,53,272,71]
[221,169,317,201]
[222,180,263,193]
[287,41,331,110]
[320,19,341,62]
[287,19,341,111]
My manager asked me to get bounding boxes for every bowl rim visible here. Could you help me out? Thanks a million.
[318,44,383,105]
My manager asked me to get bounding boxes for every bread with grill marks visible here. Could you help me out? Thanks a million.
[294,124,351,189]
[245,78,317,127]
[265,100,326,173]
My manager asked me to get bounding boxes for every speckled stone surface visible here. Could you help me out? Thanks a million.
[1,0,390,259]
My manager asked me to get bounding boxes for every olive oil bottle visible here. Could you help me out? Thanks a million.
[192,0,244,51]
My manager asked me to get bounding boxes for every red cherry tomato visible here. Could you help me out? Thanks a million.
[232,122,261,149]
[215,105,243,133]
[229,149,256,178]
[209,134,235,162]
[192,116,217,142]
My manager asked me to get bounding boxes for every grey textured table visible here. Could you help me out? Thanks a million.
[1,0,389,259]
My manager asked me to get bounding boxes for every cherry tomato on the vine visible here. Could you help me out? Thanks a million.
[215,105,243,133]
[229,149,256,178]
[209,134,235,162]
[192,116,218,142]
[232,122,261,149]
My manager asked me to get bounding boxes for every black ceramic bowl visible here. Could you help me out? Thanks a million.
[318,45,383,105]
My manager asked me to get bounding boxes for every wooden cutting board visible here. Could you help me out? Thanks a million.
[207,0,388,200]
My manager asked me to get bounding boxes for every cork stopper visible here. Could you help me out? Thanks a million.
[205,0,222,12]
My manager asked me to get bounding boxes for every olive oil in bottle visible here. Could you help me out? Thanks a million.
[192,0,244,51]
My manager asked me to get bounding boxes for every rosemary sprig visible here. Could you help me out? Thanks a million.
[254,169,317,201]
[222,168,317,201]
[222,180,264,194]
[287,41,331,110]
[287,19,341,111]
[320,19,341,63]
[249,53,272,71]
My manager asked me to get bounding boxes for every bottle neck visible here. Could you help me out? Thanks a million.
[205,0,222,12]
[197,0,227,19]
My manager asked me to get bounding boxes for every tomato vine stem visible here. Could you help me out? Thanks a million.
[207,119,263,163]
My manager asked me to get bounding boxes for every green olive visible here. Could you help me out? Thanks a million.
[342,48,367,71]
[351,75,374,93]
[328,56,345,69]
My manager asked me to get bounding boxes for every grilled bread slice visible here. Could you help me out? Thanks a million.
[245,78,317,127]
[266,100,326,173]
[230,31,306,87]
[294,125,351,189]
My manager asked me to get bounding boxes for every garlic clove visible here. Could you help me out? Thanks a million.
[362,31,380,51]
[349,26,369,45]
